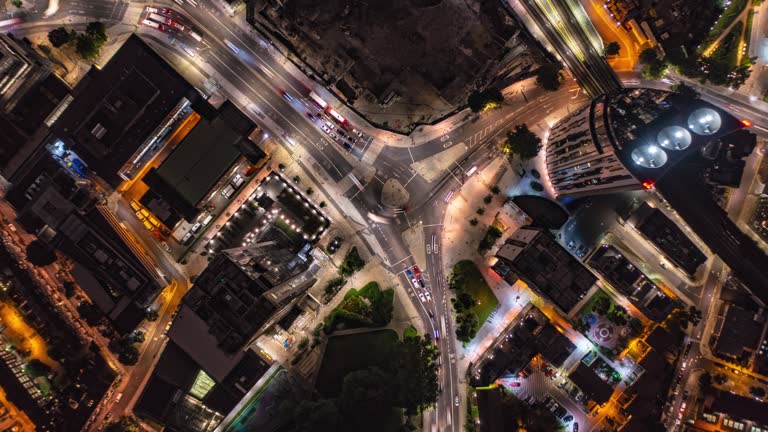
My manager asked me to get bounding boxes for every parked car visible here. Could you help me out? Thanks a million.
[563,414,574,423]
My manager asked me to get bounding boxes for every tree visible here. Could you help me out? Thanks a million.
[11,0,21,7]
[642,60,668,79]
[467,88,504,112]
[294,399,342,432]
[85,22,108,45]
[671,82,699,99]
[48,27,72,48]
[117,343,139,366]
[278,163,286,171]
[750,386,767,398]
[502,124,542,161]
[476,207,485,215]
[483,195,492,204]
[77,302,102,326]
[391,334,439,415]
[714,373,728,385]
[605,41,621,56]
[338,247,365,276]
[698,372,712,393]
[320,201,327,208]
[536,63,564,91]
[490,185,500,195]
[132,331,145,344]
[145,310,159,322]
[469,218,479,226]
[593,296,611,315]
[306,187,314,196]
[25,359,52,377]
[639,48,658,65]
[26,240,57,267]
[104,415,142,432]
[340,367,393,416]
[76,34,101,60]
[293,175,301,184]
[455,312,479,342]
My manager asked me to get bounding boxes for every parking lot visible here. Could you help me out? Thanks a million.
[503,357,593,432]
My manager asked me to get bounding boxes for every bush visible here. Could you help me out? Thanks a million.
[324,282,394,332]
[325,277,346,297]
[478,226,503,253]
[306,187,314,195]
[339,247,365,277]
[278,163,286,171]
[48,27,72,48]
[293,176,301,184]
[320,201,327,208]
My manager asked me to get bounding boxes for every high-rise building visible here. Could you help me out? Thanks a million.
[545,88,768,308]
[546,88,752,199]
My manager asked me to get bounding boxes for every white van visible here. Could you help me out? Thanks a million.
[202,215,214,226]
[231,174,245,188]
[115,393,123,403]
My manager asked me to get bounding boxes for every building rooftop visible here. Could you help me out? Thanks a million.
[493,226,596,313]
[143,101,263,222]
[630,202,706,276]
[568,363,614,406]
[588,244,674,322]
[51,34,203,187]
[714,304,764,363]
[709,391,768,426]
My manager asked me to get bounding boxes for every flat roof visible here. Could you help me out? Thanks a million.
[711,391,768,425]
[568,363,614,405]
[715,304,763,359]
[52,34,202,187]
[156,115,243,207]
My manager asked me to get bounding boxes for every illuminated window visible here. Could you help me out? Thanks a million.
[703,413,718,423]
[723,418,744,430]
[189,370,216,400]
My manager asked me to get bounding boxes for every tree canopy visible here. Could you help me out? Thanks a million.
[338,247,365,276]
[468,88,504,112]
[104,415,142,432]
[671,82,699,99]
[535,63,564,91]
[639,48,658,65]
[25,359,52,377]
[293,399,342,432]
[501,124,542,161]
[76,22,108,60]
[605,41,621,56]
[47,27,73,48]
[26,240,56,267]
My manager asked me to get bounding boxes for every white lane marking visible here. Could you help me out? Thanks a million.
[206,50,344,178]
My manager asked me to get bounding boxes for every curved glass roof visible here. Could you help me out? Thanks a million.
[657,126,692,150]
[688,108,722,135]
[631,144,668,168]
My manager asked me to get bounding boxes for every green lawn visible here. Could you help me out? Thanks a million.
[699,0,749,53]
[315,329,399,397]
[453,260,499,324]
[576,289,612,320]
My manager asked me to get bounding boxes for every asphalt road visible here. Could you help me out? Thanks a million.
[12,1,768,431]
